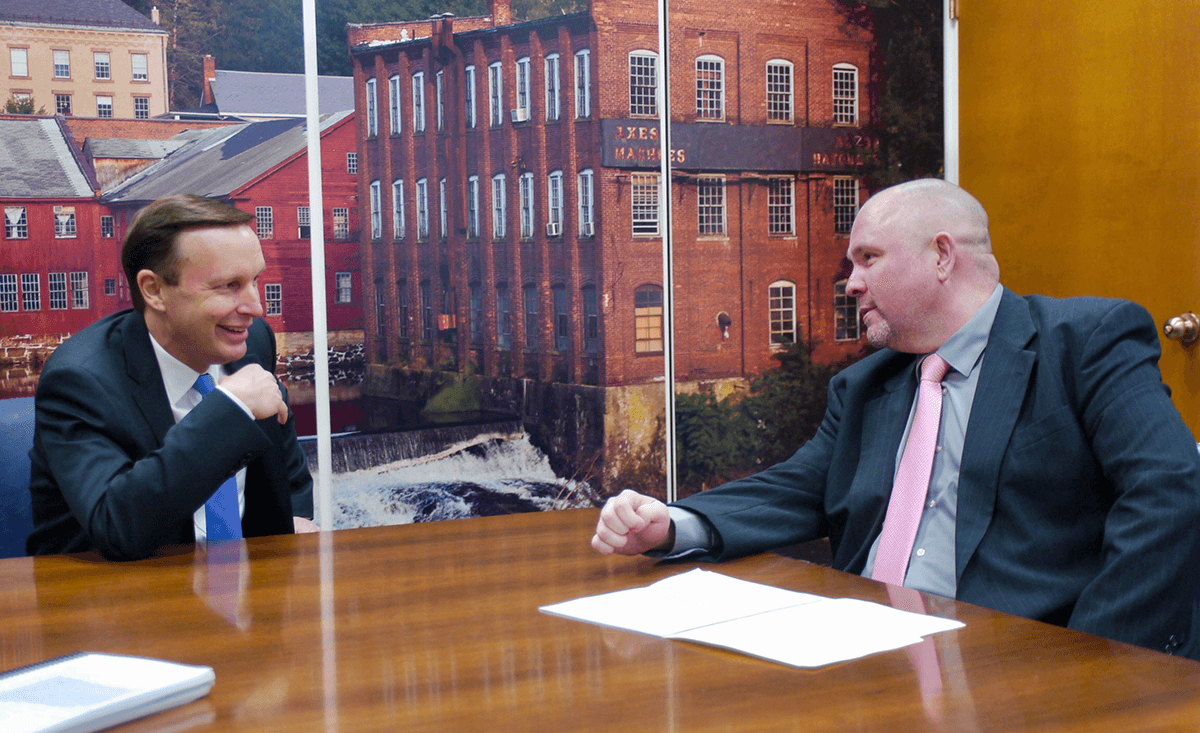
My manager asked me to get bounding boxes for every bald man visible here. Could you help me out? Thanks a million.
[594,179,1200,657]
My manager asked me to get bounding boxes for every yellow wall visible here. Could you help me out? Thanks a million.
[960,1,1200,428]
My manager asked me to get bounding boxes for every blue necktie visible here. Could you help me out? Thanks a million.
[193,373,243,542]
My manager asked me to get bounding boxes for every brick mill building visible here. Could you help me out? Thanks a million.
[348,0,874,486]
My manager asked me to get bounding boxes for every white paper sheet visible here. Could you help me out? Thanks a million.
[540,569,965,669]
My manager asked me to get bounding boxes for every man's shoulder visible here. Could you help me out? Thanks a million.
[42,309,141,375]
[1014,291,1154,337]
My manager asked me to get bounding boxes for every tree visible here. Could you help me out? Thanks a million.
[5,95,46,115]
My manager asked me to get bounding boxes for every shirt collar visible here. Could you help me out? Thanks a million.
[931,283,1004,379]
[148,333,220,408]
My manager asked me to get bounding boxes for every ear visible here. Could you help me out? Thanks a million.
[137,269,168,313]
[932,233,955,282]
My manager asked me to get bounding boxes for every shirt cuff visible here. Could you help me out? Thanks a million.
[645,506,715,560]
[215,385,256,420]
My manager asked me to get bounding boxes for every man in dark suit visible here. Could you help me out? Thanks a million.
[593,179,1200,657]
[27,195,317,561]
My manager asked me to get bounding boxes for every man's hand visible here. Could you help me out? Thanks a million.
[220,364,289,424]
[293,516,320,533]
[592,490,673,556]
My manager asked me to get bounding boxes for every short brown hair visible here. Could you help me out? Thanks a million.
[121,195,254,311]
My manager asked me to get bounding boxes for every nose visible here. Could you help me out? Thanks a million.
[845,265,865,297]
[240,282,263,317]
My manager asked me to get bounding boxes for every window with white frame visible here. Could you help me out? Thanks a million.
[0,274,16,312]
[496,285,512,349]
[70,271,88,309]
[133,96,149,119]
[392,180,405,239]
[365,77,377,137]
[544,53,560,121]
[439,178,447,239]
[255,206,273,239]
[634,285,664,354]
[370,181,382,240]
[515,57,530,119]
[55,207,76,238]
[467,176,480,238]
[333,207,349,240]
[766,60,794,123]
[492,174,507,238]
[265,283,281,316]
[53,50,70,78]
[547,171,563,236]
[5,207,27,239]
[697,176,726,235]
[49,272,67,310]
[835,280,860,341]
[388,75,401,134]
[100,215,114,238]
[631,174,659,236]
[769,280,796,345]
[577,169,594,237]
[629,51,657,117]
[104,279,115,296]
[412,71,425,132]
[519,172,535,240]
[436,70,444,131]
[523,284,539,349]
[833,64,858,125]
[397,279,409,339]
[94,52,110,80]
[464,65,477,128]
[834,177,858,234]
[131,53,148,81]
[416,178,429,239]
[489,62,503,126]
[333,206,348,241]
[97,95,113,118]
[768,177,794,235]
[55,94,71,116]
[336,272,352,304]
[347,152,357,174]
[297,206,310,238]
[553,285,569,351]
[21,273,39,311]
[10,48,28,77]
[695,55,724,120]
[574,49,590,119]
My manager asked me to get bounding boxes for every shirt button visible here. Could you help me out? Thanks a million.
[916,548,926,557]
[941,386,948,394]
[935,445,943,452]
[928,499,936,508]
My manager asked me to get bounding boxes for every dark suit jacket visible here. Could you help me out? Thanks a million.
[27,309,314,561]
[676,288,1200,655]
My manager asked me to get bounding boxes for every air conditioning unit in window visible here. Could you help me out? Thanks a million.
[438,314,457,331]
[581,221,594,237]
[546,221,561,237]
[511,108,530,123]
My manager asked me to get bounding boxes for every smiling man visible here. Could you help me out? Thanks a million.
[592,178,1200,658]
[27,195,317,561]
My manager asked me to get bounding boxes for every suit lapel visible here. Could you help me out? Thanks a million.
[121,311,176,446]
[955,288,1037,583]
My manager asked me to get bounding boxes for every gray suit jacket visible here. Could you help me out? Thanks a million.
[27,309,313,560]
[676,288,1200,655]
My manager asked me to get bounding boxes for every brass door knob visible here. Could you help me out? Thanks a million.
[1163,312,1200,346]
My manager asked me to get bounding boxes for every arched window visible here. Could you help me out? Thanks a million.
[766,59,793,123]
[769,280,796,345]
[833,63,858,125]
[695,54,724,120]
[629,50,658,117]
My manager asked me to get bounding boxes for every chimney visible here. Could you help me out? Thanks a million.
[202,55,216,106]
[151,5,160,25]
[488,0,511,27]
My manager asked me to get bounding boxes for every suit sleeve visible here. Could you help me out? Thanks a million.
[248,319,313,520]
[671,373,844,560]
[1066,300,1200,653]
[34,364,272,561]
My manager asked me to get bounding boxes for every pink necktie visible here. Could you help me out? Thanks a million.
[873,353,949,586]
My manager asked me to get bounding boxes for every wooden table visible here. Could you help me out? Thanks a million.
[3,509,1199,732]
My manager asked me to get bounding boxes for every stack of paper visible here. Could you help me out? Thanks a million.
[0,652,215,733]
[540,569,964,668]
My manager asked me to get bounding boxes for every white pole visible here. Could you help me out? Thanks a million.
[301,0,333,530]
[655,0,677,503]
[944,0,959,184]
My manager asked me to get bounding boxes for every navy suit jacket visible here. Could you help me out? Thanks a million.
[676,288,1200,655]
[27,309,313,561]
